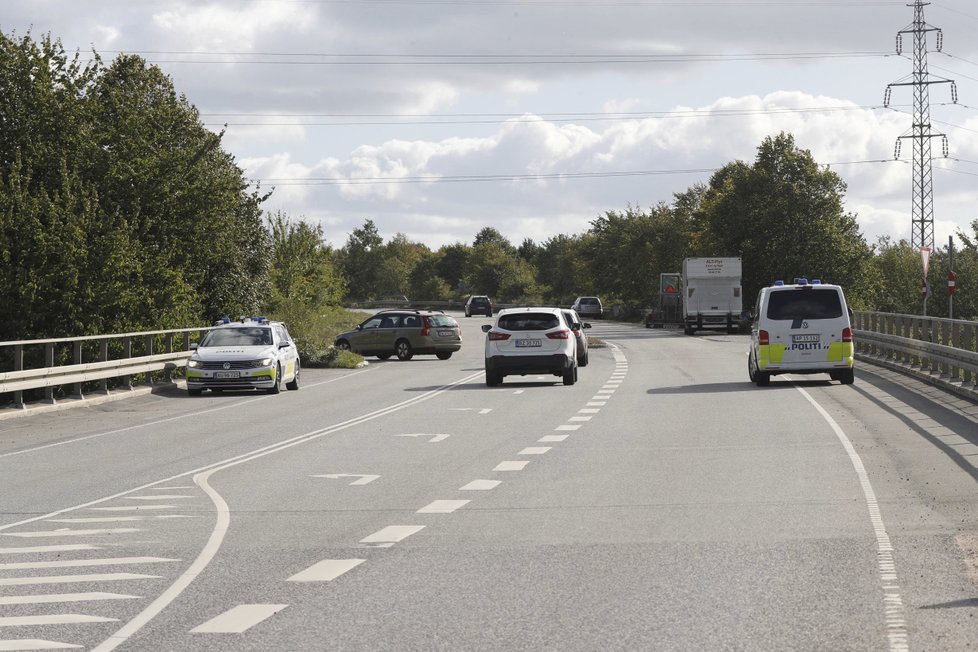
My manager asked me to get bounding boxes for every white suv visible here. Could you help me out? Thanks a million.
[481,307,579,386]
[186,317,300,395]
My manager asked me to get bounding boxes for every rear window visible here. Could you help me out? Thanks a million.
[766,289,843,320]
[427,315,456,328]
[470,297,489,305]
[578,297,599,305]
[498,313,560,331]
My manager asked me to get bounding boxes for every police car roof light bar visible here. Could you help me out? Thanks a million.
[774,280,785,286]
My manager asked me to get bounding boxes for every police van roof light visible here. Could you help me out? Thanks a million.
[812,279,821,285]
[797,278,808,285]
[773,280,785,286]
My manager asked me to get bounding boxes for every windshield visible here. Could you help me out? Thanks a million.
[200,327,273,347]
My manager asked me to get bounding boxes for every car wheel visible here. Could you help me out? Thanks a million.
[436,351,452,360]
[376,353,392,360]
[580,351,589,367]
[485,370,502,386]
[839,369,855,385]
[755,370,770,387]
[562,365,577,386]
[335,340,350,351]
[268,364,282,394]
[286,361,300,390]
[395,339,414,361]
[188,388,202,396]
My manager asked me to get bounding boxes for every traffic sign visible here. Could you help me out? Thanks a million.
[948,271,957,296]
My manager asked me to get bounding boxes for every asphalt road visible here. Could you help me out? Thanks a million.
[2,315,978,651]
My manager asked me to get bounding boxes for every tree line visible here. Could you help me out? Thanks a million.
[3,31,976,346]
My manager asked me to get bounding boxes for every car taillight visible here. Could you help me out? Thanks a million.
[759,329,769,345]
[546,329,570,340]
[420,316,430,336]
[842,327,852,343]
[488,331,510,341]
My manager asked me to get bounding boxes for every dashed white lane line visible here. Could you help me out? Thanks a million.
[519,447,551,455]
[460,480,501,491]
[0,593,140,606]
[125,496,193,501]
[0,528,141,539]
[539,435,568,443]
[578,409,600,414]
[417,500,470,514]
[0,574,160,587]
[0,545,99,555]
[0,640,82,650]
[556,425,580,431]
[494,461,529,471]
[287,559,365,582]
[0,557,179,571]
[45,516,194,524]
[569,416,592,422]
[190,604,287,634]
[586,401,606,407]
[596,389,614,395]
[0,614,118,627]
[590,396,608,401]
[360,526,425,545]
[513,390,525,395]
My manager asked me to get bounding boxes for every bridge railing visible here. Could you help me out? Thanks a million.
[852,311,978,400]
[0,327,212,409]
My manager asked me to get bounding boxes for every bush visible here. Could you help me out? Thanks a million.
[269,306,369,368]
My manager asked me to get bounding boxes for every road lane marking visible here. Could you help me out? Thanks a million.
[312,474,380,486]
[596,390,614,395]
[494,461,529,471]
[0,593,140,606]
[538,435,568,443]
[360,526,425,545]
[459,480,500,491]
[0,557,178,571]
[578,409,600,414]
[0,573,160,587]
[519,447,551,455]
[555,425,580,431]
[590,396,607,401]
[190,604,287,634]
[586,401,606,407]
[0,545,99,555]
[125,496,193,501]
[417,500,470,514]
[88,506,175,512]
[0,614,118,627]
[569,416,592,422]
[397,433,450,443]
[796,385,909,652]
[45,516,194,524]
[512,390,524,395]
[287,559,365,582]
[0,640,82,650]
[0,529,140,538]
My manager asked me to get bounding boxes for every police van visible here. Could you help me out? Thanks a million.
[747,279,854,386]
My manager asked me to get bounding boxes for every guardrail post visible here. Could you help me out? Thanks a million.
[13,344,25,409]
[966,323,977,389]
[144,335,154,387]
[43,343,56,404]
[122,336,132,390]
[164,333,175,383]
[72,341,84,399]
[99,340,110,394]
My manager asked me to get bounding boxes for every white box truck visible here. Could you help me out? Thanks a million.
[682,257,742,335]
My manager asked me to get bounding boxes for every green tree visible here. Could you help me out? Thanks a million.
[435,242,471,296]
[339,219,384,300]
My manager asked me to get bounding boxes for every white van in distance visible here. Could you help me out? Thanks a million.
[747,279,854,386]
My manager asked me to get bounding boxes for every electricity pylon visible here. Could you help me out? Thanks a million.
[883,0,956,251]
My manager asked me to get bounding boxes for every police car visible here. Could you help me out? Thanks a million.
[747,279,854,386]
[185,317,300,395]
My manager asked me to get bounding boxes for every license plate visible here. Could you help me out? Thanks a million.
[438,330,454,337]
[792,334,820,343]
[515,339,542,348]
[214,371,240,379]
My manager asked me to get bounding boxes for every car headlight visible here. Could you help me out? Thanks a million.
[187,357,201,368]
[260,356,274,366]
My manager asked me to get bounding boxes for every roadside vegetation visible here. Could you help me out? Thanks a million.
[3,30,976,374]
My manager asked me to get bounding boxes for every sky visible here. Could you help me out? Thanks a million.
[3,0,978,253]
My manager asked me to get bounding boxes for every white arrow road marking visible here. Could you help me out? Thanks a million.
[0,529,141,538]
[190,604,287,634]
[493,461,529,471]
[311,474,379,486]
[360,526,424,545]
[0,573,161,587]
[0,639,82,650]
[0,593,140,606]
[0,614,118,627]
[459,480,500,491]
[287,559,365,582]
[0,545,99,555]
[417,500,469,514]
[0,557,179,571]
[397,433,450,443]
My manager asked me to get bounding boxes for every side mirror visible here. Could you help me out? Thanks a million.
[356,324,363,330]
[570,323,580,332]
[190,343,198,350]
[278,341,290,349]
[582,322,592,329]
[481,324,492,333]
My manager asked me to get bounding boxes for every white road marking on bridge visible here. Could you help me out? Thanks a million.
[397,433,450,443]
[539,435,568,443]
[590,396,608,401]
[311,474,380,486]
[578,408,600,414]
[0,573,160,587]
[0,557,179,571]
[596,389,614,395]
[45,516,193,524]
[512,390,525,394]
[88,505,175,512]
[190,604,287,634]
[0,545,99,555]
[0,593,140,606]
[360,526,425,545]
[460,480,500,491]
[569,416,592,422]
[0,529,140,539]
[417,500,470,514]
[519,447,551,455]
[0,639,82,650]
[478,408,492,414]
[796,385,909,652]
[125,495,193,501]
[145,486,194,490]
[556,425,580,431]
[586,401,606,407]
[494,461,529,471]
[0,614,118,627]
[287,559,365,582]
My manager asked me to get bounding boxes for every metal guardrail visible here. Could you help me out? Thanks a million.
[852,311,978,401]
[0,327,212,409]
